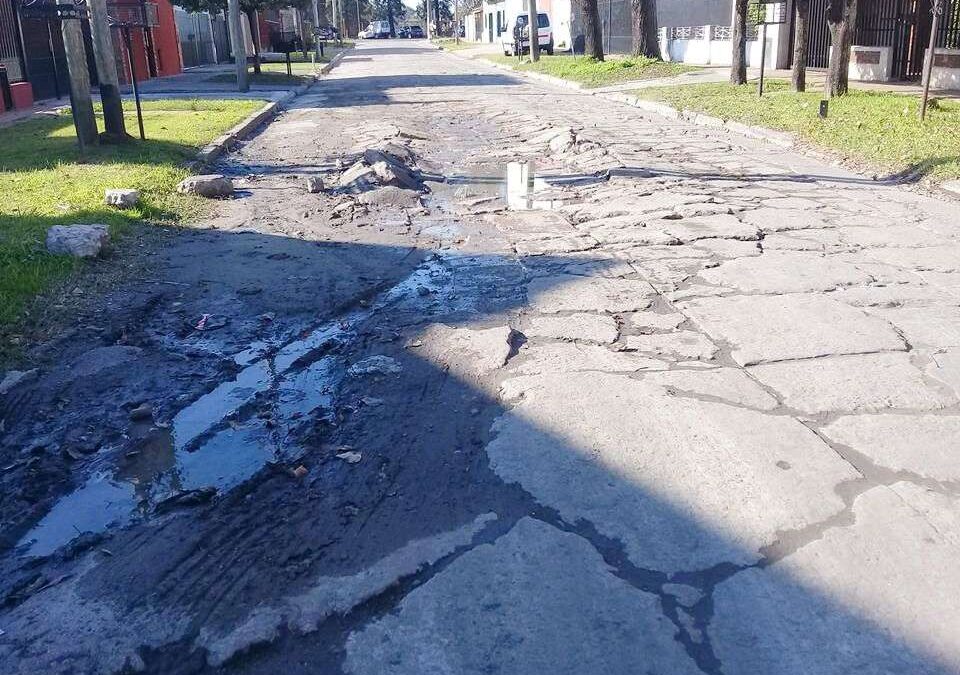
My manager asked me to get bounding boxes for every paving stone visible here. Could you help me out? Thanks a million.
[487,372,858,571]
[343,518,702,675]
[869,306,960,349]
[641,368,779,410]
[658,214,760,242]
[865,245,960,272]
[629,311,687,332]
[681,294,905,366]
[72,346,144,377]
[748,352,956,414]
[510,343,666,375]
[520,313,619,344]
[761,196,822,210]
[822,414,960,482]
[711,483,960,675]
[624,331,719,360]
[927,347,960,396]
[526,275,656,313]
[740,207,831,232]
[699,252,871,294]
[412,324,512,380]
[690,238,762,258]
[835,225,948,248]
[515,235,598,255]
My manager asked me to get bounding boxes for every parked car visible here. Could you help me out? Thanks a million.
[502,12,553,56]
[408,25,424,38]
[314,25,339,41]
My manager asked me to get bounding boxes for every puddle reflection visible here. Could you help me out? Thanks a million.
[505,161,566,211]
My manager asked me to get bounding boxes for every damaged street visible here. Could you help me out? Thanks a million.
[2,39,960,675]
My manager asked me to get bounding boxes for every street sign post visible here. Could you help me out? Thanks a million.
[106,1,159,140]
[750,1,786,97]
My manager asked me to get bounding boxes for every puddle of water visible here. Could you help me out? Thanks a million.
[505,161,566,211]
[17,258,453,558]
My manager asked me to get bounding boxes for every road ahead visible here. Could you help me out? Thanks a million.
[2,39,960,675]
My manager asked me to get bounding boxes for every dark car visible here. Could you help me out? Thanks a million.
[408,26,424,38]
[398,26,411,38]
[314,25,339,41]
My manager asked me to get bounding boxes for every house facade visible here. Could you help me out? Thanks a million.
[480,0,573,51]
[0,0,183,108]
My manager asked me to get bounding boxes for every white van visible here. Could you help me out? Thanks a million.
[361,20,391,38]
[501,12,553,56]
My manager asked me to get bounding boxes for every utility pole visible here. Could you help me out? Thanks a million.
[227,0,248,91]
[87,0,127,141]
[60,13,98,149]
[920,0,945,121]
[526,0,540,61]
[425,0,431,38]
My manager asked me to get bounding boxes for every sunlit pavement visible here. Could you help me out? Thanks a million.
[2,39,960,675]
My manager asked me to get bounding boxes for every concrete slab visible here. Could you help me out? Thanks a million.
[510,343,667,375]
[526,275,656,313]
[748,352,956,414]
[520,313,619,344]
[344,518,702,675]
[822,414,960,482]
[487,372,859,571]
[711,484,960,674]
[699,252,871,294]
[681,294,905,366]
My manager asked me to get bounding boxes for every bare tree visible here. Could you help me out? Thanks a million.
[826,0,858,97]
[581,0,604,60]
[631,0,661,59]
[730,0,748,84]
[791,0,810,91]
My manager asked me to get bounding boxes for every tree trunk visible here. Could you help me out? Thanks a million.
[730,0,748,84]
[792,0,810,91]
[245,9,262,74]
[387,3,396,36]
[826,0,858,97]
[631,0,661,59]
[581,0,604,60]
[528,0,541,61]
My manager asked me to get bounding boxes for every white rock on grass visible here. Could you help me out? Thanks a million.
[176,174,234,198]
[104,189,140,209]
[46,224,109,258]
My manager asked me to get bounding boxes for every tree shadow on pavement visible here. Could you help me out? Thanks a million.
[0,230,954,675]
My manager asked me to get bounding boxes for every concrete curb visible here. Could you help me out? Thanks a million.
[455,53,796,148]
[193,47,352,167]
[940,180,960,200]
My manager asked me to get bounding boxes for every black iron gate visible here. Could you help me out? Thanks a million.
[806,0,960,80]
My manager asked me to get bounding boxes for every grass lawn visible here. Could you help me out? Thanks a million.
[207,61,318,86]
[636,79,960,179]
[431,38,476,52]
[0,98,264,330]
[482,53,696,88]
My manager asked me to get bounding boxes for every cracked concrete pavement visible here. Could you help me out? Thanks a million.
[2,39,960,674]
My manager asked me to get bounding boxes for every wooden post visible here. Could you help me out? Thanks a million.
[60,16,98,148]
[87,0,128,141]
[920,0,944,121]
[426,0,432,38]
[527,0,540,61]
[227,0,248,91]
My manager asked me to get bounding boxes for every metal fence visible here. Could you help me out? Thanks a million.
[0,0,24,81]
[595,0,632,55]
[175,9,228,67]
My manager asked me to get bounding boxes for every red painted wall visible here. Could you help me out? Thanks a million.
[113,0,182,84]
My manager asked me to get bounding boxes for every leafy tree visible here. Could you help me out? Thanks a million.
[631,0,660,59]
[370,0,405,34]
[417,0,452,34]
